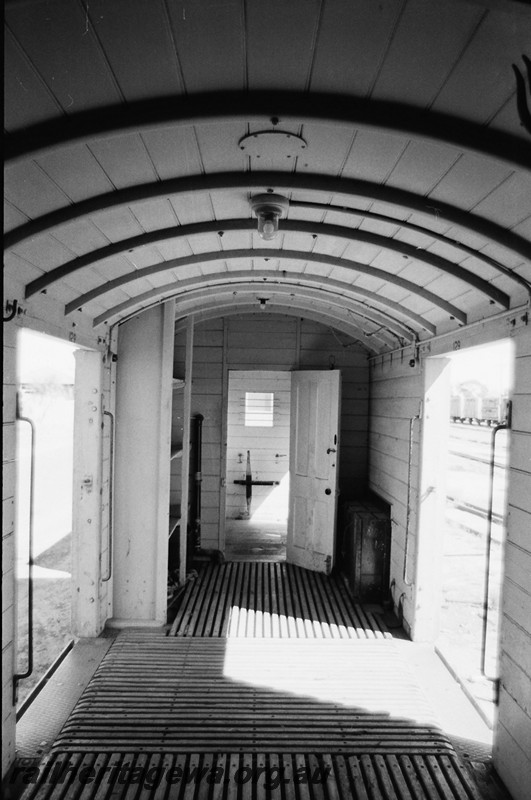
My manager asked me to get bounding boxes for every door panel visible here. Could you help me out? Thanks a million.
[288,370,341,573]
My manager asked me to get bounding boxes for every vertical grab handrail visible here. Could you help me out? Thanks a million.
[193,414,204,552]
[13,401,36,701]
[101,410,114,582]
[481,401,511,687]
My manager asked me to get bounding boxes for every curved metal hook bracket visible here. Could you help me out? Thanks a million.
[513,55,531,137]
[3,299,19,322]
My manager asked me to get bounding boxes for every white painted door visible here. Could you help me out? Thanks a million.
[287,370,341,573]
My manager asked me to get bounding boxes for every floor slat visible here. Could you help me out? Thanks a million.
[17,561,488,800]
[171,562,389,639]
[170,561,390,639]
[18,751,484,800]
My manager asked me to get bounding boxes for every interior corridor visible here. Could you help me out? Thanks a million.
[14,561,500,800]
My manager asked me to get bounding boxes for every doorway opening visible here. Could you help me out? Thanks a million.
[225,371,291,562]
[15,329,79,711]
[436,339,514,726]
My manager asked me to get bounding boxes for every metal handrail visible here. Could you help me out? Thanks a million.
[101,410,114,582]
[403,409,421,586]
[13,403,35,702]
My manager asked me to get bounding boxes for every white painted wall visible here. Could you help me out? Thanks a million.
[413,358,450,642]
[70,348,115,636]
[368,317,531,797]
[368,355,423,634]
[71,350,104,636]
[173,315,369,550]
[2,322,17,777]
[2,277,107,779]
[110,302,174,626]
[226,371,291,521]
[494,326,531,800]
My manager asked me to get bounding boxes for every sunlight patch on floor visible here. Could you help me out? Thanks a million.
[221,637,439,726]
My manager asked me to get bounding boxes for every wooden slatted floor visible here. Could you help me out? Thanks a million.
[19,562,485,799]
[170,561,391,638]
[53,635,450,754]
[22,751,483,800]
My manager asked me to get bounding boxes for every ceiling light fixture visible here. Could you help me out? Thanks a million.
[251,193,289,241]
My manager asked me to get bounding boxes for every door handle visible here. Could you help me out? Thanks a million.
[327,448,336,454]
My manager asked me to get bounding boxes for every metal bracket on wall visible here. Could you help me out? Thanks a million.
[506,310,528,331]
[3,299,19,322]
[513,55,531,137]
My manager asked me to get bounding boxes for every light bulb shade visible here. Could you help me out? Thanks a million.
[258,214,278,240]
[251,193,289,241]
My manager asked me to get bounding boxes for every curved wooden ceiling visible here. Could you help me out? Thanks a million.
[4,0,531,353]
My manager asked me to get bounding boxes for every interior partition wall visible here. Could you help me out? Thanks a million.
[110,301,175,627]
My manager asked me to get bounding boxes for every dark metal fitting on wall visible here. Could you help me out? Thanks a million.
[4,299,22,322]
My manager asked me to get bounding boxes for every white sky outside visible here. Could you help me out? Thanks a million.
[17,328,77,384]
[448,339,514,394]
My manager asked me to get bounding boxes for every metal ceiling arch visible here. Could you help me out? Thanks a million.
[172,284,404,346]
[5,172,530,264]
[4,91,530,173]
[91,274,425,340]
[120,292,396,354]
[90,269,432,335]
[24,218,529,301]
[95,287,410,350]
[289,203,531,296]
[64,247,471,323]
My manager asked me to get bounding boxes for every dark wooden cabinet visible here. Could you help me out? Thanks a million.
[339,499,391,602]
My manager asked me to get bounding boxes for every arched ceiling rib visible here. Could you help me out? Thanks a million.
[90,272,431,337]
[173,284,406,346]
[5,172,530,263]
[107,291,398,353]
[4,0,531,351]
[65,248,469,324]
[4,92,530,172]
[24,218,528,300]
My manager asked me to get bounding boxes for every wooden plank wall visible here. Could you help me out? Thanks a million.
[1,280,106,780]
[368,325,531,800]
[173,315,369,550]
[368,358,423,636]
[494,326,531,800]
[2,322,17,775]
[226,371,291,520]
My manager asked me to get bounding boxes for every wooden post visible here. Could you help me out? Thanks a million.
[412,357,451,642]
[72,349,103,637]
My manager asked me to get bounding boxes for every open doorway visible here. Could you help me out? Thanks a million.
[436,339,514,726]
[15,329,79,710]
[225,371,291,561]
